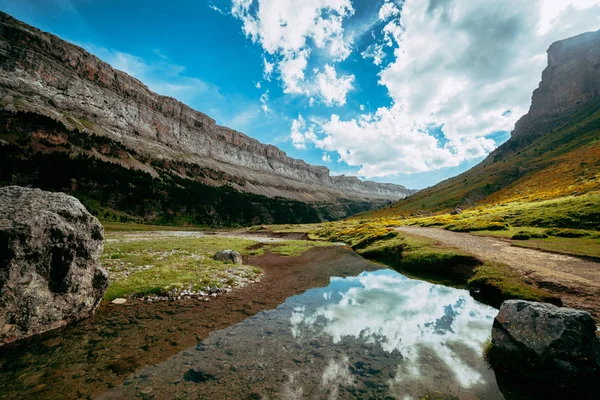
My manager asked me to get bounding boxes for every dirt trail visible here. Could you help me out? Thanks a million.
[396,226,600,319]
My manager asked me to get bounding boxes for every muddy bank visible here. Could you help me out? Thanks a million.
[0,246,380,400]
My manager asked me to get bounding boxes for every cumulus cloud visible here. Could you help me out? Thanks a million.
[314,64,354,106]
[290,115,317,149]
[290,270,497,389]
[303,0,600,177]
[231,0,356,105]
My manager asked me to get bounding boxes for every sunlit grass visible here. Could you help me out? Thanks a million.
[102,233,331,300]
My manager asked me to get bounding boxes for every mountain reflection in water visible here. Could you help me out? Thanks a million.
[101,269,503,399]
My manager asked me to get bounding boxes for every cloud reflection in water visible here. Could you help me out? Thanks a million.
[289,269,496,389]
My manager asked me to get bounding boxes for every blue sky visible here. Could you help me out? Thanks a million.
[1,0,599,189]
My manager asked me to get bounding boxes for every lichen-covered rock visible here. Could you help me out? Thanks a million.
[489,300,600,392]
[0,186,109,346]
[213,250,243,265]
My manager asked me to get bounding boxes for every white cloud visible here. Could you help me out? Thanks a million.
[361,43,386,65]
[255,81,261,89]
[359,104,365,111]
[260,90,270,113]
[290,115,317,149]
[322,153,332,162]
[291,270,497,390]
[314,64,354,106]
[209,3,227,15]
[232,0,355,104]
[263,56,274,81]
[303,0,600,177]
[378,0,401,20]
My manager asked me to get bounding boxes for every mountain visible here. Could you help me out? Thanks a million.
[366,29,600,218]
[0,12,414,226]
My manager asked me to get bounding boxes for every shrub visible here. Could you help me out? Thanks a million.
[510,231,549,240]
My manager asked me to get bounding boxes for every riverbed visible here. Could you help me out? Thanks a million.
[0,244,519,399]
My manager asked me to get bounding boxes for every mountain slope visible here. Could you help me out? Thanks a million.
[0,12,414,226]
[366,29,600,218]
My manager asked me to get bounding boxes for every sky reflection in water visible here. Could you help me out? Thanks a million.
[103,269,503,399]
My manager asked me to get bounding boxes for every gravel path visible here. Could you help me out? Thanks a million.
[397,226,600,318]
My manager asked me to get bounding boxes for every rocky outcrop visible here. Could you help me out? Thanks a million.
[489,300,600,394]
[0,186,109,346]
[0,12,413,205]
[512,29,600,139]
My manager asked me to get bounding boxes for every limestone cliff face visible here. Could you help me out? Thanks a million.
[0,12,414,203]
[512,29,600,139]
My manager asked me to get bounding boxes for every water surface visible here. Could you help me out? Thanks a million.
[101,269,502,399]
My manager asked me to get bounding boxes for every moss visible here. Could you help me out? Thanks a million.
[468,262,560,307]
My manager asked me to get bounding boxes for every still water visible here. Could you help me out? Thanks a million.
[100,269,502,399]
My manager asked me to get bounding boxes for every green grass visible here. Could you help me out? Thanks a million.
[468,262,559,305]
[312,220,559,306]
[101,234,331,300]
[512,237,600,260]
[470,227,600,259]
[403,192,600,232]
[242,239,333,257]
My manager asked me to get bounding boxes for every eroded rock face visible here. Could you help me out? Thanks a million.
[0,12,414,204]
[490,300,600,389]
[512,29,600,139]
[0,186,109,346]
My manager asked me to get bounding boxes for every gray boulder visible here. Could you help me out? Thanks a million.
[213,250,243,265]
[490,300,600,389]
[0,186,109,346]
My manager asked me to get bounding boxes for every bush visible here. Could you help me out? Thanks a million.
[545,228,592,238]
[510,231,549,240]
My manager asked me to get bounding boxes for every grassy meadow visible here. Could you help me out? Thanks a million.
[101,228,333,301]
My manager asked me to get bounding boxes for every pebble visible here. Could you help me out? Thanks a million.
[111,298,127,305]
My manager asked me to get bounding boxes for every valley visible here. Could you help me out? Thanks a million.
[1,6,600,400]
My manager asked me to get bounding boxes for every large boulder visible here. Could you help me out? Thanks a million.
[489,300,600,393]
[213,250,243,265]
[0,186,109,346]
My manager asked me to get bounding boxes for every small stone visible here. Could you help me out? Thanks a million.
[111,298,127,305]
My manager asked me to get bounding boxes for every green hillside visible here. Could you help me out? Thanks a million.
[364,99,600,219]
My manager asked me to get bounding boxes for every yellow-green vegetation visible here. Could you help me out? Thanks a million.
[101,233,330,300]
[364,193,600,259]
[312,220,557,305]
[400,192,600,231]
[243,239,334,257]
[363,101,600,218]
[468,262,559,304]
[312,221,477,279]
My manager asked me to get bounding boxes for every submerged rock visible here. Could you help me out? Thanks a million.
[213,250,243,265]
[489,300,600,393]
[0,186,109,346]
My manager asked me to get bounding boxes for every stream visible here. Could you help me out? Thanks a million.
[99,269,502,399]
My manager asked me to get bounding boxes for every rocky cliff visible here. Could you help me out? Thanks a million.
[363,28,600,217]
[512,29,600,139]
[0,12,413,207]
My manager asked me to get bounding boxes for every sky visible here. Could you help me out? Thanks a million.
[1,0,599,189]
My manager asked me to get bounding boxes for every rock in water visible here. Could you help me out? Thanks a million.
[490,300,600,391]
[0,186,109,346]
[213,250,243,265]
